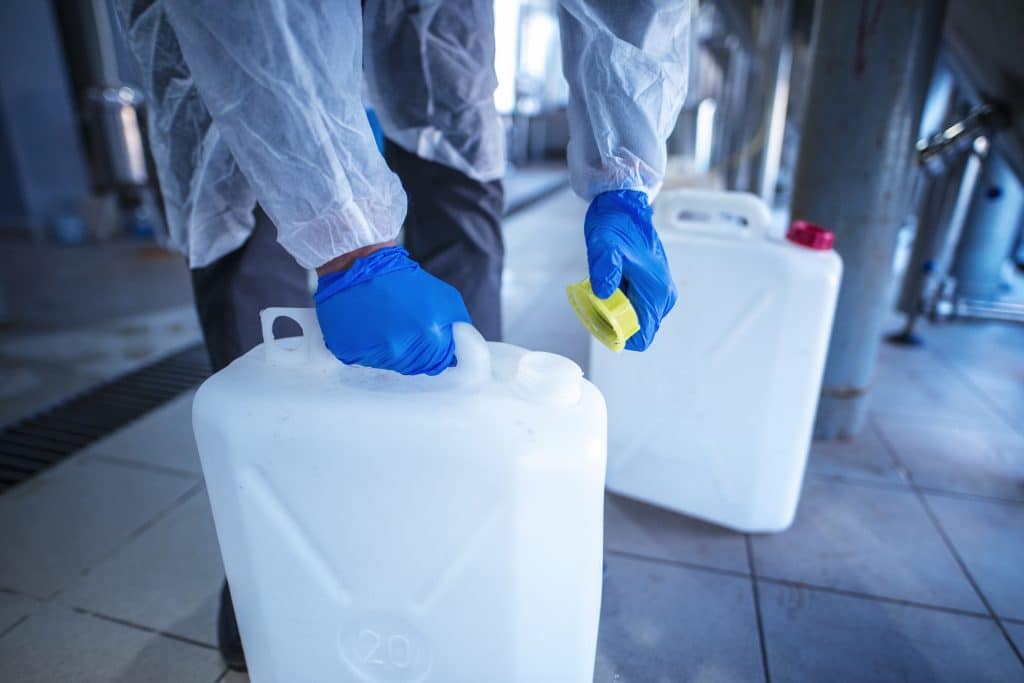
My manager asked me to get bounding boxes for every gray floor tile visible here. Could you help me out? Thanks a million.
[0,603,223,683]
[759,582,1024,683]
[974,380,1024,434]
[919,321,1024,432]
[1007,621,1024,658]
[503,277,590,369]
[0,592,37,636]
[0,304,200,430]
[926,494,1024,620]
[604,493,748,574]
[936,335,1024,406]
[871,343,1010,432]
[595,554,764,683]
[875,416,1024,501]
[61,489,224,645]
[84,390,202,476]
[503,164,566,212]
[924,319,1024,375]
[807,418,907,484]
[944,343,1024,431]
[500,189,588,366]
[501,190,584,271]
[750,478,983,612]
[0,458,197,598]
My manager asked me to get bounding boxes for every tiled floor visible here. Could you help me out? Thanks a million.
[0,231,202,430]
[1,190,1023,681]
[0,305,203,429]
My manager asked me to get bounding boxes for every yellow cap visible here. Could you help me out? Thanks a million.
[566,278,640,352]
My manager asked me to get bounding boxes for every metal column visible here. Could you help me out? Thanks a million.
[0,0,90,233]
[950,152,1024,300]
[745,0,794,202]
[892,145,982,340]
[722,0,794,201]
[790,0,947,439]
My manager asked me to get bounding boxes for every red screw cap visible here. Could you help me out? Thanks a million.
[787,220,834,250]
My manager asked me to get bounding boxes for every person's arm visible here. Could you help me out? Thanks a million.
[161,0,406,270]
[115,0,261,267]
[558,0,691,351]
[558,0,692,200]
[120,0,468,376]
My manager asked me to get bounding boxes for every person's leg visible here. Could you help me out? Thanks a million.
[191,206,312,372]
[190,206,311,671]
[366,0,506,341]
[384,141,505,341]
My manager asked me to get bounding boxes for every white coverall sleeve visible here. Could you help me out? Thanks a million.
[364,0,505,183]
[115,0,258,269]
[161,0,407,269]
[558,0,692,200]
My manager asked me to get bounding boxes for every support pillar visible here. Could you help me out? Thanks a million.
[790,0,947,439]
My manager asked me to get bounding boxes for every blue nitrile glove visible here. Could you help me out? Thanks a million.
[585,190,677,351]
[314,247,471,376]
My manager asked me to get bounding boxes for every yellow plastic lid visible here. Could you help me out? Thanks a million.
[566,278,640,352]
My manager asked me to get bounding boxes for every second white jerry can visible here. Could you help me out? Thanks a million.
[193,310,606,682]
[590,189,842,533]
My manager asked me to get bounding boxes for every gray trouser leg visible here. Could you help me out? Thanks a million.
[190,206,312,372]
[385,139,505,341]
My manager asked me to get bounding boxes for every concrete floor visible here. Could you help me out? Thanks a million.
[0,305,203,429]
[1,189,1023,682]
[0,235,201,429]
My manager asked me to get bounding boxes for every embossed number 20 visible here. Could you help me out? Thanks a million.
[358,628,412,669]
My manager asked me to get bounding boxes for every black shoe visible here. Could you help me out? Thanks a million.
[218,580,247,672]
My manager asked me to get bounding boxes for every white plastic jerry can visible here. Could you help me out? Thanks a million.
[192,310,606,683]
[590,189,842,533]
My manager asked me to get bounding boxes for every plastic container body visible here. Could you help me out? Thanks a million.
[193,311,606,682]
[590,190,842,533]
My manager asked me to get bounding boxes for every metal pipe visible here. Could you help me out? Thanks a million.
[749,0,794,203]
[891,56,1005,345]
[917,103,1001,164]
[720,38,753,189]
[721,0,793,198]
[789,0,947,439]
[949,151,1024,301]
[891,145,976,342]
[949,298,1024,323]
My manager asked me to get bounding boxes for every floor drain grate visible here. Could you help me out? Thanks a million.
[0,344,210,494]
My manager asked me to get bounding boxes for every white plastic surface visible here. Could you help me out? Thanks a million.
[590,189,842,533]
[193,313,606,682]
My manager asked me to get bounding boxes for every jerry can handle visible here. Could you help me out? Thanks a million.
[433,322,491,388]
[260,309,492,386]
[656,188,772,239]
[260,307,334,367]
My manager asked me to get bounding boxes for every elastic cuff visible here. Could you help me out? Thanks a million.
[592,189,651,209]
[315,246,417,302]
[567,145,664,201]
[570,170,662,203]
[277,196,405,270]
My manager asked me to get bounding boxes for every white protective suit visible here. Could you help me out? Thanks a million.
[559,0,692,199]
[117,0,690,270]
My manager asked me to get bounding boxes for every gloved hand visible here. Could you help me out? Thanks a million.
[315,246,470,375]
[585,190,677,351]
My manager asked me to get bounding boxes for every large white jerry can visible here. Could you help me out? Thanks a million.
[590,189,842,533]
[193,310,606,682]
